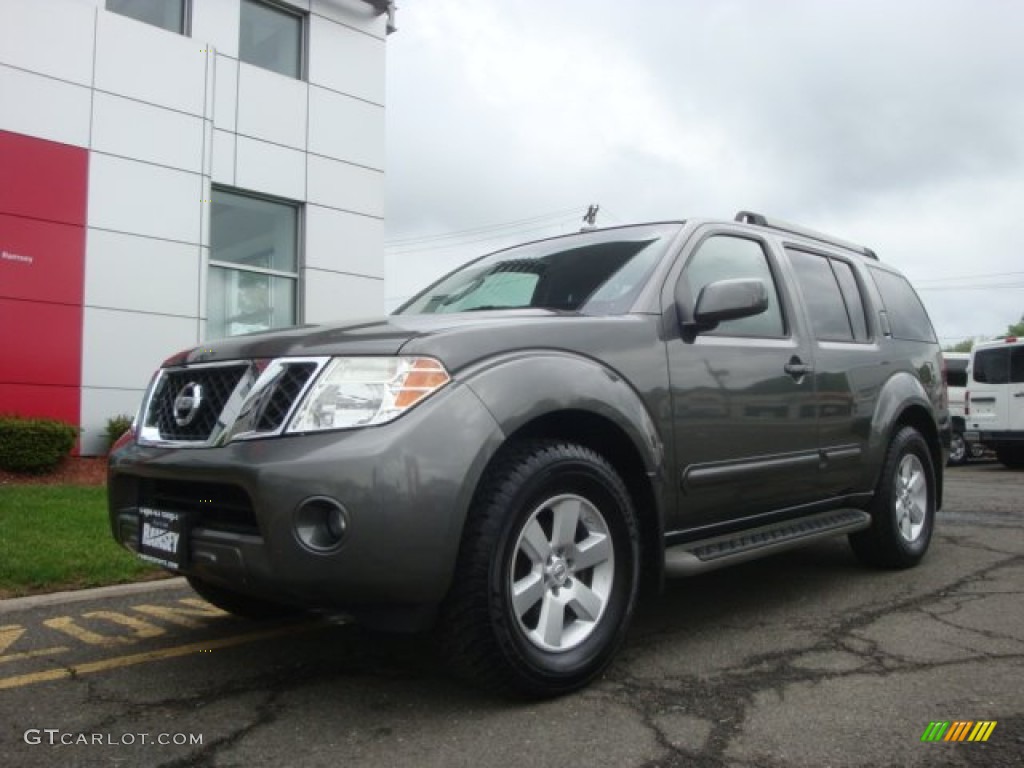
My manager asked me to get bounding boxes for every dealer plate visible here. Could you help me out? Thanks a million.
[138,507,190,569]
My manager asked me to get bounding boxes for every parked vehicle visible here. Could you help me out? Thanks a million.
[964,336,1024,468]
[944,352,984,465]
[108,211,949,696]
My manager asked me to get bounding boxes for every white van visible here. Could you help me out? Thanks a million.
[964,337,1024,468]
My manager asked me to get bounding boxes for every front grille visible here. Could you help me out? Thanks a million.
[255,363,317,431]
[146,365,248,441]
[140,478,259,536]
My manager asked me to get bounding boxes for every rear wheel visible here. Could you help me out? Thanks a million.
[995,447,1024,469]
[850,426,936,569]
[186,576,300,620]
[440,440,639,698]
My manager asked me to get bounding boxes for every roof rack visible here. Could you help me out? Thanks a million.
[734,210,878,260]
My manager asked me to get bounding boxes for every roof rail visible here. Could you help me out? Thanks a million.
[734,210,878,260]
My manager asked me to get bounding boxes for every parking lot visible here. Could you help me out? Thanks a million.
[1,461,1021,768]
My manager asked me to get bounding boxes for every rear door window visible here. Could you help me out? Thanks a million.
[973,348,1009,384]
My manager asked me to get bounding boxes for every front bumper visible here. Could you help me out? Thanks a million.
[108,383,504,611]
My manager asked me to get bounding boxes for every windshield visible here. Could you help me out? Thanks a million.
[395,224,681,316]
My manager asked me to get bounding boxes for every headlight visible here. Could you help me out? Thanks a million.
[287,356,450,432]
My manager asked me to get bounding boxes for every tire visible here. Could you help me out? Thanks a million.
[440,440,640,698]
[186,575,301,620]
[849,426,936,569]
[995,447,1024,469]
[947,431,967,466]
[968,442,987,460]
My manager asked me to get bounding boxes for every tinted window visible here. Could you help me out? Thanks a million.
[945,357,968,388]
[683,236,785,337]
[1014,346,1024,383]
[868,268,937,342]
[973,348,1009,384]
[240,0,303,79]
[787,249,853,341]
[831,260,869,341]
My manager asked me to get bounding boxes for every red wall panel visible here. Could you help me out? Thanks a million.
[0,131,88,432]
[0,130,88,225]
[0,213,86,304]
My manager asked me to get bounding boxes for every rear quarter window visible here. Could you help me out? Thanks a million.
[868,268,937,343]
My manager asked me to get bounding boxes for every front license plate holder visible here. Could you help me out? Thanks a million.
[138,507,191,569]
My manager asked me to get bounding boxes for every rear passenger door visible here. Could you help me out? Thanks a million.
[783,247,876,497]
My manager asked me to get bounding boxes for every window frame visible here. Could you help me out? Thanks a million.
[106,0,191,35]
[207,186,304,340]
[238,0,308,81]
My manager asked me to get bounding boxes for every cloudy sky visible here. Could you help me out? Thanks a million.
[383,0,1024,344]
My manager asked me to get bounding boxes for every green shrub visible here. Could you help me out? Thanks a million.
[105,413,134,452]
[0,415,78,474]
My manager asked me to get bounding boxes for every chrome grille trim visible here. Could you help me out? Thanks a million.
[137,357,330,448]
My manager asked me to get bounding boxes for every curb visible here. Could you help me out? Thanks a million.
[0,577,188,615]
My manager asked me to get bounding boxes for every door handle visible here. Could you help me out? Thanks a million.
[784,356,813,378]
[1014,392,1024,398]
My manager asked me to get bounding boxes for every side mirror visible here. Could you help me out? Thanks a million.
[690,278,769,331]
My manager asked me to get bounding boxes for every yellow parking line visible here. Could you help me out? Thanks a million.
[0,622,319,690]
[0,647,70,665]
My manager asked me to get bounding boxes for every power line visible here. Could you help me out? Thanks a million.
[912,270,1024,285]
[385,206,582,247]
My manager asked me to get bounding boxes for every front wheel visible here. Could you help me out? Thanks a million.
[850,426,936,569]
[440,440,639,698]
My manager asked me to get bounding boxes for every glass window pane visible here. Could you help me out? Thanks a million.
[107,0,185,33]
[683,236,785,337]
[211,190,297,273]
[786,249,853,341]
[1011,346,1024,384]
[869,268,937,343]
[240,0,302,79]
[972,348,1009,384]
[207,267,296,339]
[831,259,869,341]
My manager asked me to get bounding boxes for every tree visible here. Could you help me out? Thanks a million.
[1007,314,1024,338]
[943,339,974,353]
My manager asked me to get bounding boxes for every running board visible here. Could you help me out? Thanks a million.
[664,509,871,577]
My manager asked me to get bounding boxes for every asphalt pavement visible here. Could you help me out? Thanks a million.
[1,461,1021,767]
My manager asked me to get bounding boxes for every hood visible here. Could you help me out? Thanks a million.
[173,309,561,366]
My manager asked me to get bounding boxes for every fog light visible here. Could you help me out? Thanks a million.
[294,497,349,552]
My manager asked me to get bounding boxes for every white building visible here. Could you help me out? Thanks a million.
[0,0,391,454]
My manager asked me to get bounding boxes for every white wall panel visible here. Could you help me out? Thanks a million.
[309,15,385,104]
[92,92,205,172]
[82,307,197,389]
[191,0,240,58]
[85,229,200,316]
[303,269,384,322]
[0,66,91,148]
[88,154,203,244]
[212,129,237,184]
[0,0,95,86]
[307,155,383,217]
[235,136,306,200]
[308,85,384,169]
[237,64,308,149]
[312,0,386,39]
[95,10,208,116]
[79,386,146,455]
[305,204,384,277]
[213,55,239,131]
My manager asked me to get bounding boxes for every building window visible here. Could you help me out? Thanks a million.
[107,0,188,34]
[239,0,304,79]
[207,189,300,340]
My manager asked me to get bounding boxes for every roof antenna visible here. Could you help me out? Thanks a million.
[580,204,600,231]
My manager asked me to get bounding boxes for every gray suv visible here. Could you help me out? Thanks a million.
[109,211,949,696]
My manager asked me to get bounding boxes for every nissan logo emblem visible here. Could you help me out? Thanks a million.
[172,382,204,427]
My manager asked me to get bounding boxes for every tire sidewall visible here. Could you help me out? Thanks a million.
[879,428,936,559]
[487,451,638,689]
